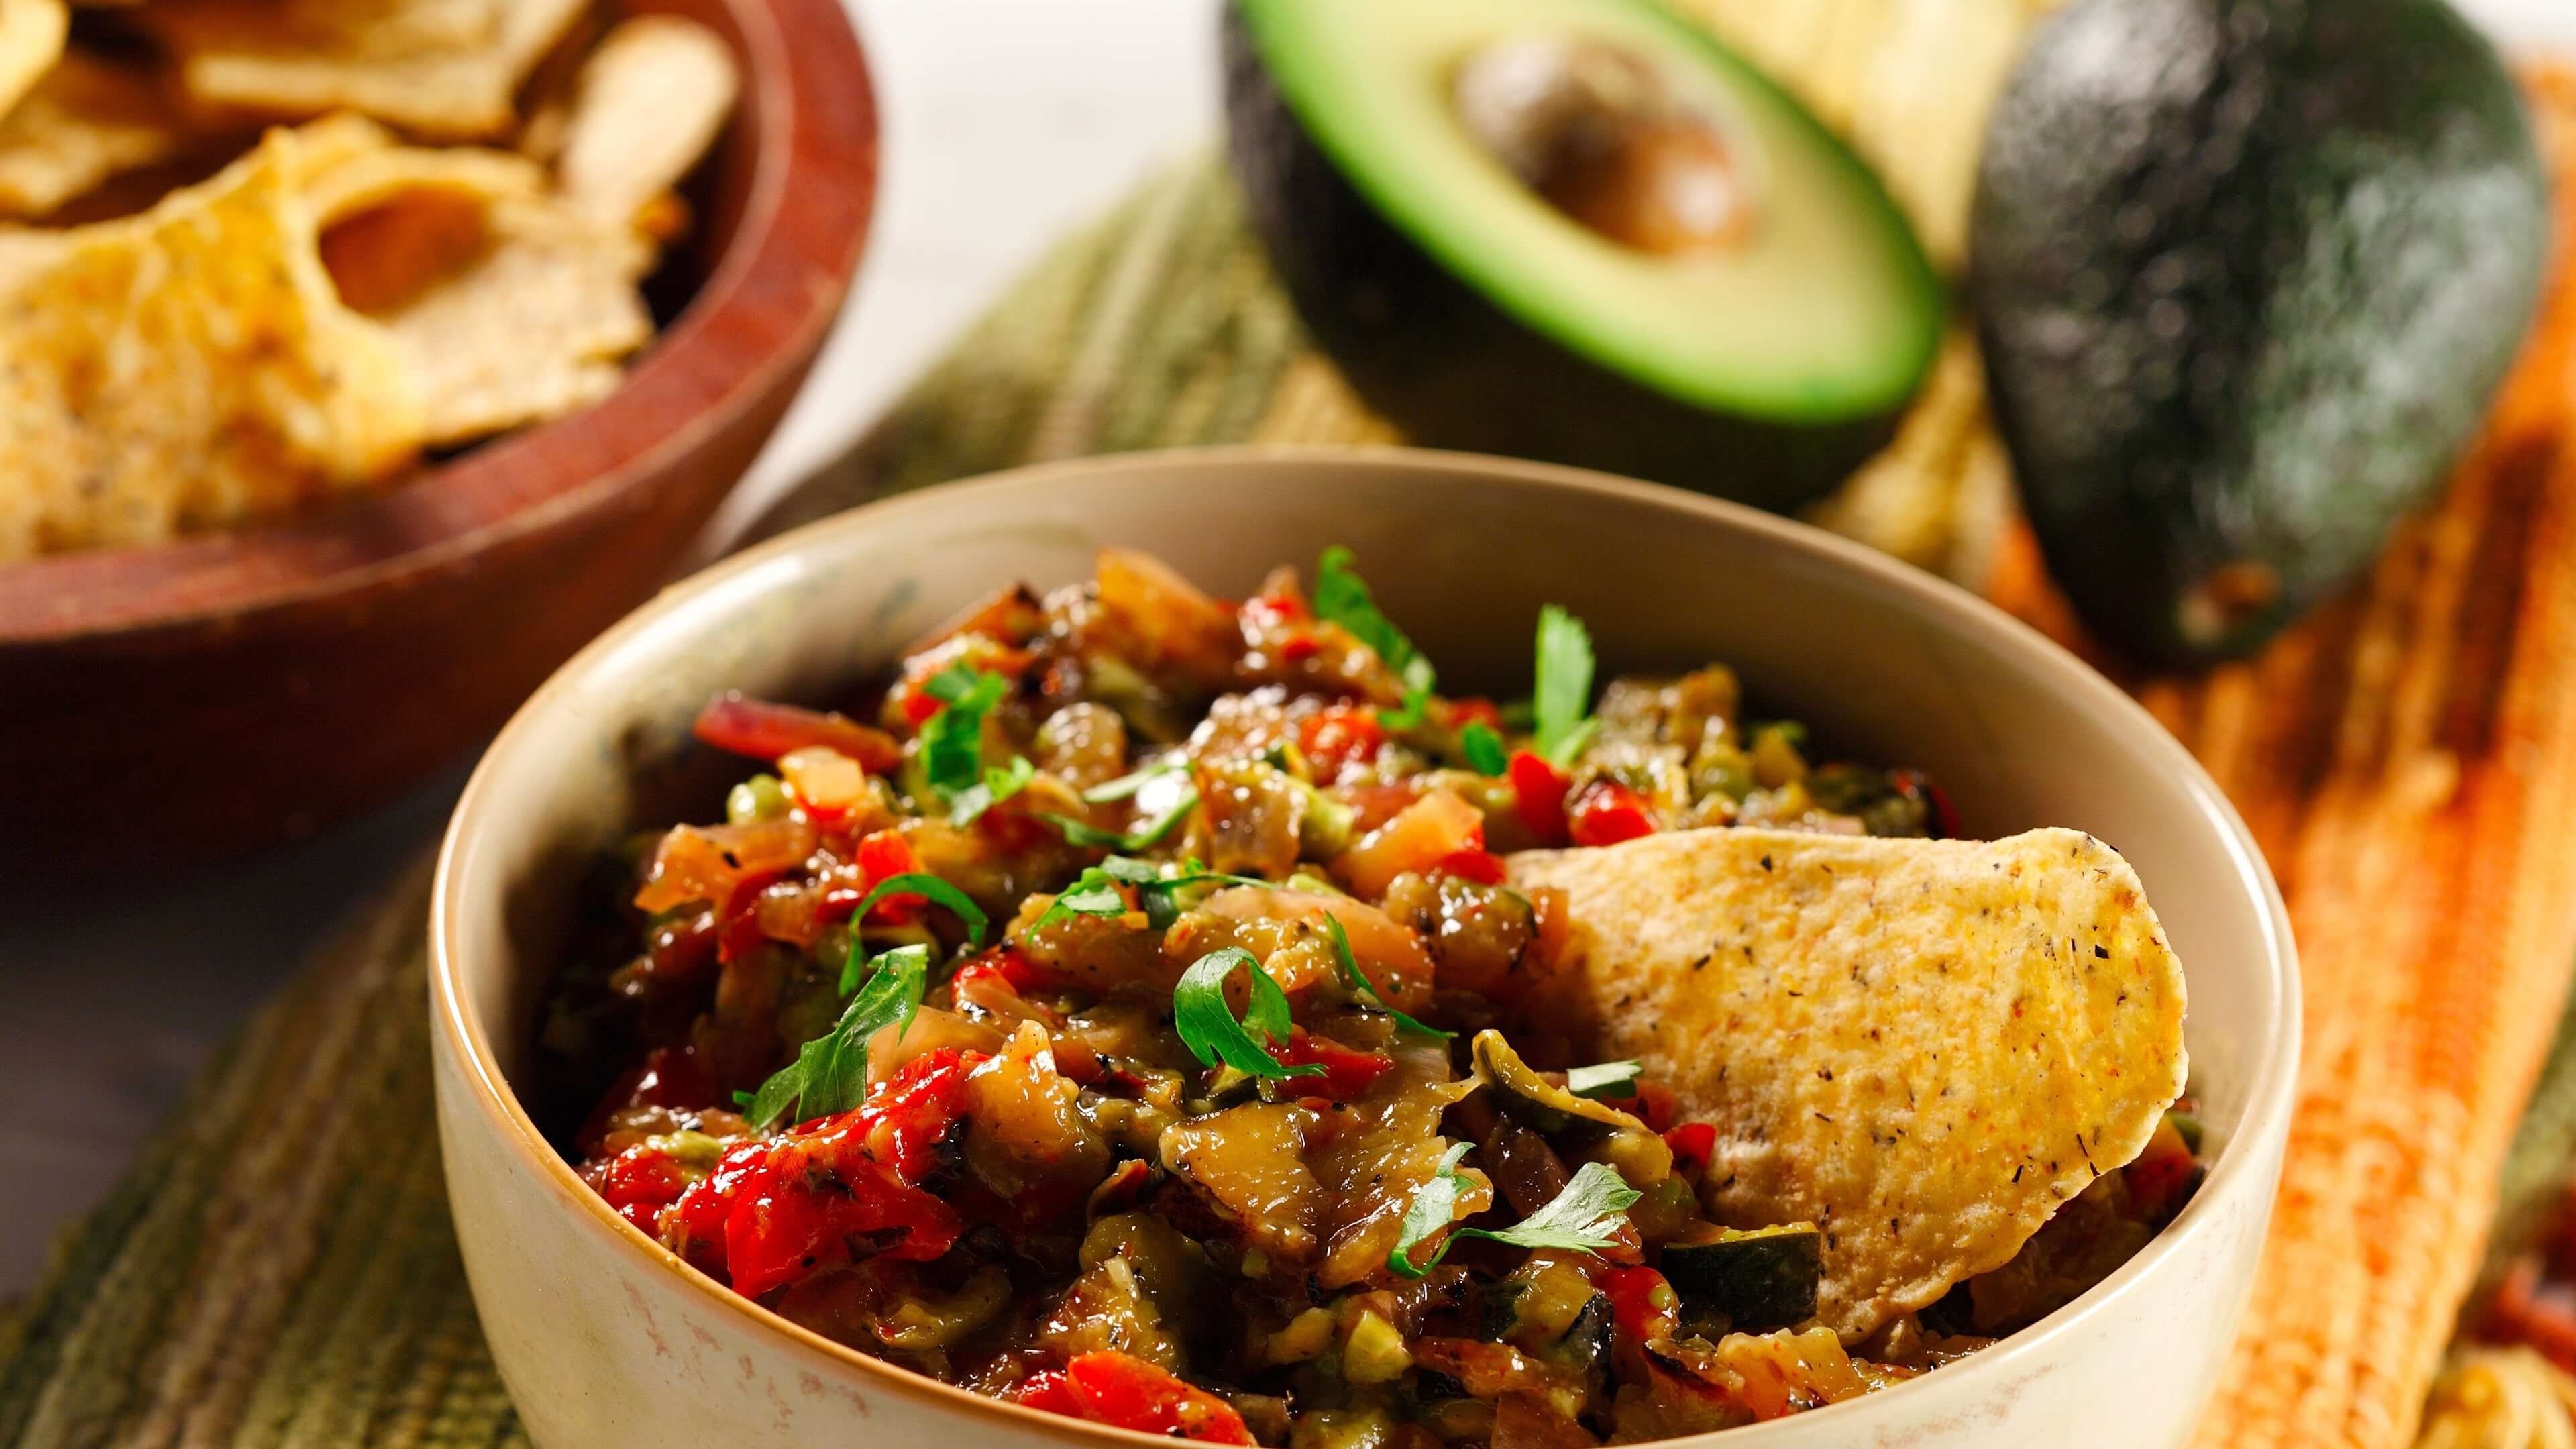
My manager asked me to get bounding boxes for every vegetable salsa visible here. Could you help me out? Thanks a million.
[543,547,2200,1444]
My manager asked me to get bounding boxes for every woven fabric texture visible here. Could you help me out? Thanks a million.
[12,93,2576,1448]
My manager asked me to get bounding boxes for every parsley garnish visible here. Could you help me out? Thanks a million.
[837,873,988,991]
[1045,786,1200,851]
[1172,946,1324,1081]
[1564,1059,1644,1099]
[1387,1154,1640,1279]
[919,665,1008,808]
[1459,721,1507,777]
[1315,546,1436,731]
[1324,913,1450,1039]
[949,755,1035,826]
[742,943,930,1130]
[1534,605,1597,764]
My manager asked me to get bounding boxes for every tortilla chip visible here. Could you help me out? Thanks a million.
[0,0,66,117]
[303,141,651,447]
[554,15,736,233]
[0,221,60,290]
[144,0,589,140]
[0,124,424,561]
[0,50,192,218]
[1508,826,2188,1340]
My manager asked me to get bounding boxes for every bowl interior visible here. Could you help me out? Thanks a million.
[443,447,2293,1362]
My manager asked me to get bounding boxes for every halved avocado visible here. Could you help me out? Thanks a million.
[1223,0,1943,513]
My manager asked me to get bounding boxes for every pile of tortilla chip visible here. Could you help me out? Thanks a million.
[0,0,741,562]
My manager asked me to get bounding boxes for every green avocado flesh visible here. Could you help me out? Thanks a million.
[1972,0,2548,666]
[1224,0,1943,512]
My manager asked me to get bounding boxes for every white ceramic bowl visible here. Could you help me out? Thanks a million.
[432,447,2299,1449]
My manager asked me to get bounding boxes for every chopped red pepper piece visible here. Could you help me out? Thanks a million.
[694,692,901,773]
[1300,705,1385,779]
[1601,1265,1680,1344]
[1663,1122,1719,1175]
[714,1050,978,1299]
[1508,749,1572,846]
[1010,1371,1086,1418]
[1568,780,1658,847]
[1429,848,1509,885]
[593,1145,692,1234]
[1054,1351,1254,1444]
[1275,1028,1395,1098]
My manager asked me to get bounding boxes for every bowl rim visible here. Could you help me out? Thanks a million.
[431,445,2302,1448]
[0,0,877,647]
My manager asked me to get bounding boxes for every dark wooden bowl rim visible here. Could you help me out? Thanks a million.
[0,0,876,647]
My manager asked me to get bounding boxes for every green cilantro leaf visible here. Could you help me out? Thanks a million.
[1387,1154,1640,1279]
[744,943,931,1130]
[1324,912,1450,1039]
[1564,1059,1644,1099]
[949,755,1036,826]
[1029,866,1132,930]
[920,665,1009,806]
[1534,605,1596,764]
[1045,785,1200,852]
[1314,546,1438,733]
[1474,1161,1642,1252]
[1387,1141,1477,1279]
[1172,946,1324,1081]
[1458,721,1508,777]
[1082,756,1189,803]
[836,873,988,992]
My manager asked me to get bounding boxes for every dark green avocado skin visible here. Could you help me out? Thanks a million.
[1973,0,2548,667]
[1221,7,1902,515]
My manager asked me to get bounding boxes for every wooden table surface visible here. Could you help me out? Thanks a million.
[2,0,2565,1299]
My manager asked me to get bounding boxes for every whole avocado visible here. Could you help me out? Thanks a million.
[1972,0,2548,665]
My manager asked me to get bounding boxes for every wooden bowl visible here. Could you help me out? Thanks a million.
[0,0,877,867]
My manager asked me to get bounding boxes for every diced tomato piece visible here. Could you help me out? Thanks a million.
[1299,705,1385,780]
[1276,1029,1395,1099]
[1568,780,1658,847]
[1059,1352,1254,1444]
[1430,848,1509,885]
[1663,1122,1719,1175]
[1602,1265,1680,1344]
[694,692,901,773]
[1011,1371,1086,1418]
[1448,697,1504,730]
[1509,750,1572,846]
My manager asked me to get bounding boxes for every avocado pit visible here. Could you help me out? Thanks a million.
[1453,36,1756,256]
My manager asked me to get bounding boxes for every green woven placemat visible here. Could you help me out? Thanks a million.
[6,154,2575,1449]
